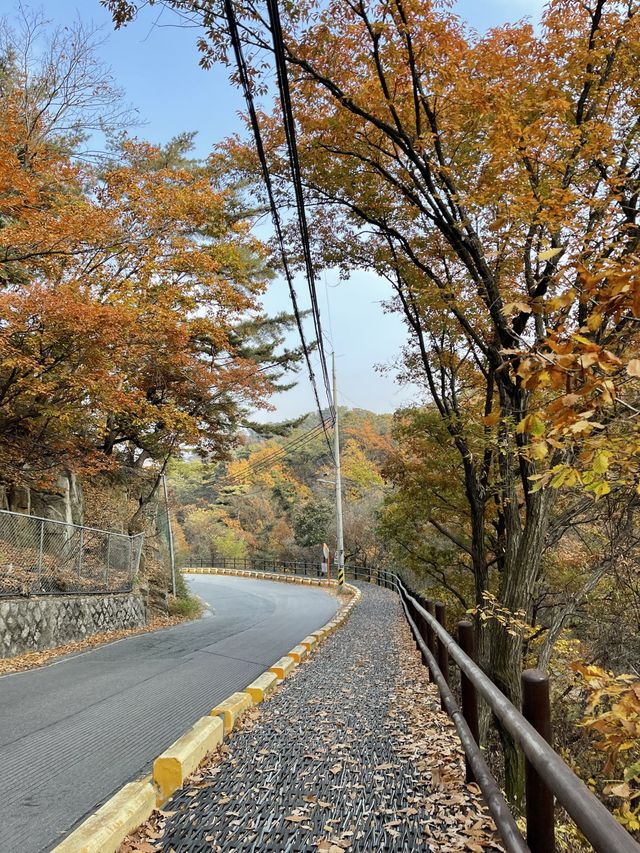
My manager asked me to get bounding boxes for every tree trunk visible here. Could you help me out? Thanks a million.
[488,483,555,804]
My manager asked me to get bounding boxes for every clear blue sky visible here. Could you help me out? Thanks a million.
[22,0,545,420]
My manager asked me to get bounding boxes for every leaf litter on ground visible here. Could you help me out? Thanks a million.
[119,585,504,851]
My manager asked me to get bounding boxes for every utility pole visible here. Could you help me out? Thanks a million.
[161,473,177,597]
[333,352,345,586]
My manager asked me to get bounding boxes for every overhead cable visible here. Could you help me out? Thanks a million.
[221,419,333,484]
[223,0,334,454]
[265,0,335,419]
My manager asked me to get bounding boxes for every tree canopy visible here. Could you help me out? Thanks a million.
[0,11,303,490]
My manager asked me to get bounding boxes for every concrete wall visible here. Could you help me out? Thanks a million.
[0,592,146,659]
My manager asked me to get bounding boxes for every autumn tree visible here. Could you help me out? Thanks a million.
[0,11,303,537]
[0,5,133,156]
[293,498,332,547]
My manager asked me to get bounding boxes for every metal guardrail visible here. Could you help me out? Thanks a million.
[378,569,640,853]
[180,555,373,580]
[0,509,144,597]
[180,558,639,851]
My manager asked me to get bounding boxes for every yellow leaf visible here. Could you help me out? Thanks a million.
[548,289,576,311]
[503,300,531,314]
[538,247,563,261]
[530,441,548,460]
[586,313,603,332]
[593,451,610,475]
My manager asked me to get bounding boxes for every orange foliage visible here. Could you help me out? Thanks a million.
[573,662,640,831]
[0,95,273,484]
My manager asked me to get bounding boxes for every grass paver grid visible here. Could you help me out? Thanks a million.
[150,584,500,853]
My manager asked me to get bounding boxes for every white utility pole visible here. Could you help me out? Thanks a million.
[332,352,345,585]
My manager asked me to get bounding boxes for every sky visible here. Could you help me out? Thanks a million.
[17,0,545,421]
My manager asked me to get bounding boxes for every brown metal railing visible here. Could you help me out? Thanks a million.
[375,570,640,853]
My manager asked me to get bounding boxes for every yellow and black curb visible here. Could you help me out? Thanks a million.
[53,569,361,853]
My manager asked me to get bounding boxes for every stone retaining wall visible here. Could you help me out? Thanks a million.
[0,592,147,658]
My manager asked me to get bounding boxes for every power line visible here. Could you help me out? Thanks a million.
[220,419,333,484]
[223,0,334,454]
[265,0,335,420]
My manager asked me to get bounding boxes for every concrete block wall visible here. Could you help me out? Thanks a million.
[0,592,146,658]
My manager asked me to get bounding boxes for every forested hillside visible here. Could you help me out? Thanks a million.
[170,394,640,839]
[169,408,393,568]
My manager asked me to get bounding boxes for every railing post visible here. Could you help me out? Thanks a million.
[105,534,111,587]
[418,596,430,668]
[458,620,479,782]
[522,669,555,853]
[425,600,437,682]
[435,602,449,710]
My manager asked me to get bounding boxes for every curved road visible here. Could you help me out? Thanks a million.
[0,574,338,853]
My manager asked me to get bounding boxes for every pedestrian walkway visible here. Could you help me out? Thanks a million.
[124,584,502,852]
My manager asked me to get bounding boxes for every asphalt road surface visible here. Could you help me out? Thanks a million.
[0,574,338,853]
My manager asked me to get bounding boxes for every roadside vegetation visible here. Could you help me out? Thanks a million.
[102,0,640,836]
[168,571,204,619]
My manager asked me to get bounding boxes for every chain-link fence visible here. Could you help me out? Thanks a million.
[0,509,144,597]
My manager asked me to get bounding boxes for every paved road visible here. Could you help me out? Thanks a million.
[0,574,337,853]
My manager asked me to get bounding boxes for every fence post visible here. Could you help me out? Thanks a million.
[37,519,44,580]
[105,534,110,587]
[414,596,428,667]
[458,620,479,782]
[435,602,449,709]
[415,595,431,669]
[522,669,555,853]
[77,528,84,578]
